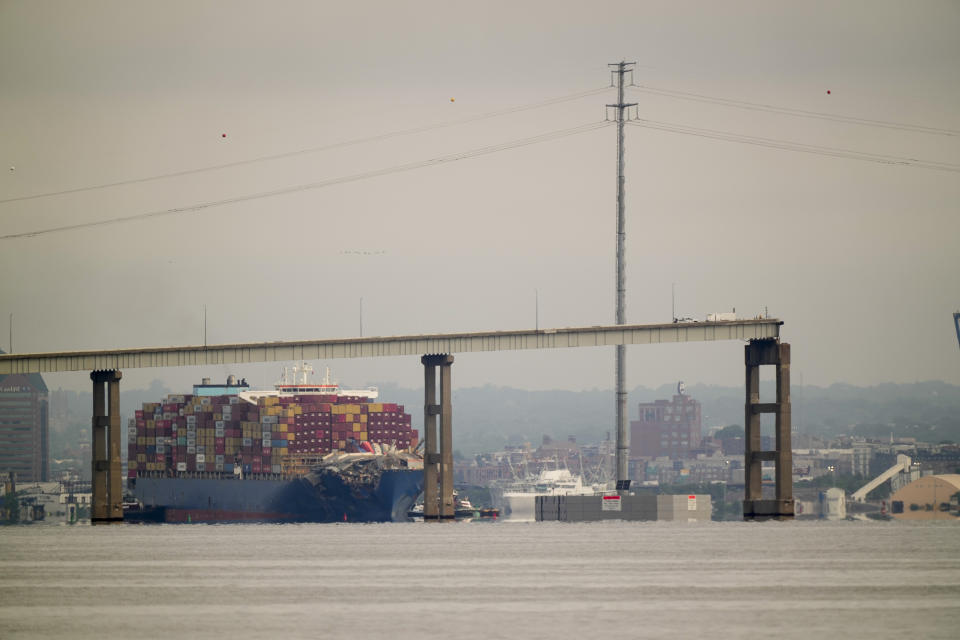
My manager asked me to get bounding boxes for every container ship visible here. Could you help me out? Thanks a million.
[126,364,423,523]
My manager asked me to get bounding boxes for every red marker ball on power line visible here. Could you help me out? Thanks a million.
[826,90,831,95]
[222,133,227,138]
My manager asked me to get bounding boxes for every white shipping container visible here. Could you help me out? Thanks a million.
[176,462,187,472]
[707,312,737,321]
[196,454,206,463]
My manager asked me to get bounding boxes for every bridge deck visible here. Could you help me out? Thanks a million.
[0,319,781,374]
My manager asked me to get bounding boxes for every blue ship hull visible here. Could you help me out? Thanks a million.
[130,469,423,523]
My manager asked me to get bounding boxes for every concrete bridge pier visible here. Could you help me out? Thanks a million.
[743,340,794,520]
[91,370,124,523]
[422,355,454,519]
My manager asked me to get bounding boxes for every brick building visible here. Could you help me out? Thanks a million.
[630,383,702,459]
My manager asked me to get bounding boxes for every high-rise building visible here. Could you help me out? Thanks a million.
[0,362,50,482]
[48,388,69,434]
[629,382,701,459]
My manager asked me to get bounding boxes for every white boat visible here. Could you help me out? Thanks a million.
[493,469,603,522]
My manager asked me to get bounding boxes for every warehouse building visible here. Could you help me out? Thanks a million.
[889,475,960,520]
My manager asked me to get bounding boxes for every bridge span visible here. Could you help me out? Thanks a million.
[0,319,781,374]
[0,318,792,522]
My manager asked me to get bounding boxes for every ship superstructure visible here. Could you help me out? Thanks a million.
[491,469,606,522]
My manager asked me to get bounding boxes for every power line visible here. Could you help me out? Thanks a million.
[1,121,612,241]
[0,87,611,206]
[626,119,960,172]
[628,84,960,136]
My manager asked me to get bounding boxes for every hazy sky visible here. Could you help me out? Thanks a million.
[2,1,958,395]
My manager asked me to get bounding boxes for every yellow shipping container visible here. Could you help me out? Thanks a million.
[128,461,137,470]
[369,403,383,413]
[360,414,367,424]
[294,406,302,415]
[279,424,287,433]
[353,424,361,432]
[214,413,221,421]
[360,431,367,440]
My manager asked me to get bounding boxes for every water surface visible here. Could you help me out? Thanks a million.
[1,520,957,639]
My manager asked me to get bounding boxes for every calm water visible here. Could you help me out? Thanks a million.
[1,520,957,639]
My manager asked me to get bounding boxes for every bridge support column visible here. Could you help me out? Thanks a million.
[91,370,124,523]
[422,355,454,520]
[743,340,793,520]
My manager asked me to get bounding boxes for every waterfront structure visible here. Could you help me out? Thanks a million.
[630,384,702,459]
[0,363,49,482]
[889,474,960,520]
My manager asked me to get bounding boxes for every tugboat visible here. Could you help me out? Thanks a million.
[407,492,497,519]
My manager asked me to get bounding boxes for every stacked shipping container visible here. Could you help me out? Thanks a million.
[127,393,417,478]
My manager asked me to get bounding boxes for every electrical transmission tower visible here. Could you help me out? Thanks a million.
[607,61,637,494]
